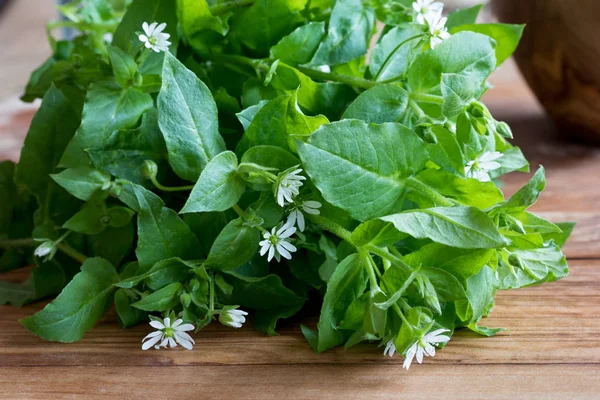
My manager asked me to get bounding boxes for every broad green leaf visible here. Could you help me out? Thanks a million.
[114,288,147,328]
[426,125,465,175]
[311,0,375,66]
[236,101,268,131]
[342,84,409,124]
[15,86,81,224]
[177,0,227,38]
[421,267,467,302]
[222,272,305,310]
[125,184,202,268]
[51,167,111,201]
[507,211,562,234]
[315,253,368,352]
[20,258,118,342]
[0,262,66,307]
[543,222,575,248]
[253,303,305,336]
[297,120,428,221]
[494,167,545,213]
[87,223,135,266]
[181,151,245,213]
[232,0,307,54]
[131,282,182,311]
[87,109,168,185]
[496,243,568,290]
[382,206,507,249]
[158,52,225,181]
[441,73,479,117]
[205,218,260,271]
[490,146,529,178]
[451,23,525,66]
[350,219,406,248]
[408,32,496,96]
[445,4,484,29]
[456,265,496,323]
[411,169,504,209]
[369,25,421,82]
[240,146,300,172]
[404,243,494,282]
[108,46,138,88]
[60,82,153,168]
[116,258,196,290]
[62,198,107,235]
[270,22,326,65]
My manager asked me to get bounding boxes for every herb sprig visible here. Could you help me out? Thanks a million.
[0,0,572,370]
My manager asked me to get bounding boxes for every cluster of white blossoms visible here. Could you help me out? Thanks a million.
[412,0,450,48]
[142,317,195,350]
[383,328,451,370]
[465,151,503,182]
[138,22,171,53]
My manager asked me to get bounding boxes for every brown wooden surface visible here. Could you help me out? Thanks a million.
[1,13,600,395]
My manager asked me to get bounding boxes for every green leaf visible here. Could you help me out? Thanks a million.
[116,258,196,290]
[311,0,375,66]
[232,0,307,54]
[114,288,147,328]
[451,23,525,66]
[543,222,575,248]
[426,125,465,175]
[441,73,479,117]
[108,46,138,88]
[237,101,268,130]
[297,120,428,221]
[131,282,182,311]
[315,253,368,352]
[445,4,484,30]
[369,25,421,82]
[51,167,111,201]
[270,22,326,65]
[20,258,118,342]
[87,109,168,185]
[350,219,406,248]
[15,86,81,223]
[60,82,153,168]
[490,146,529,178]
[205,218,260,271]
[177,0,228,37]
[87,223,135,266]
[342,84,409,124]
[253,303,304,336]
[408,32,496,96]
[126,184,202,268]
[181,151,245,213]
[456,265,496,323]
[0,161,17,234]
[158,52,226,181]
[222,272,305,310]
[62,198,107,235]
[495,167,545,213]
[382,207,507,249]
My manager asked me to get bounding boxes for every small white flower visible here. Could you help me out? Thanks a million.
[383,340,397,357]
[287,200,322,232]
[33,240,57,261]
[465,151,503,182]
[275,167,306,207]
[219,308,249,329]
[141,317,195,350]
[317,65,331,73]
[259,222,297,262]
[403,328,450,370]
[412,0,444,24]
[426,10,451,49]
[138,22,171,53]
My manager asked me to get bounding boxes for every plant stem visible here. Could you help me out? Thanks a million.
[0,237,87,264]
[406,176,456,207]
[209,0,255,15]
[307,215,353,243]
[408,99,426,119]
[0,238,35,248]
[56,242,88,264]
[365,244,412,271]
[363,252,380,289]
[149,175,195,192]
[411,92,444,104]
[296,66,377,90]
[232,204,268,233]
[209,270,215,313]
[393,303,411,326]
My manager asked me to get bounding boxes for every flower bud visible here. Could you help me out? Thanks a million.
[218,307,248,329]
[34,240,57,261]
[141,160,158,179]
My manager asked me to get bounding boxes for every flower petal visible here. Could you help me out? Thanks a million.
[149,320,165,330]
[276,244,292,260]
[175,323,196,332]
[142,334,162,350]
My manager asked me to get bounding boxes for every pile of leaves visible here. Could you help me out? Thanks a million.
[0,0,572,364]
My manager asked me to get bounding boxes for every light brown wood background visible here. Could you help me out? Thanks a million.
[0,1,599,399]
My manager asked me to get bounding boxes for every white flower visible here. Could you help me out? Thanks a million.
[138,22,171,53]
[412,0,444,24]
[275,167,306,207]
[219,308,249,328]
[259,222,297,262]
[426,10,451,49]
[403,328,450,370]
[465,151,503,182]
[287,200,322,232]
[383,340,397,357]
[141,317,195,350]
[33,240,57,261]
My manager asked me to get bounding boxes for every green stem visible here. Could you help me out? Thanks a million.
[209,0,256,15]
[149,175,194,192]
[406,176,456,207]
[232,204,268,233]
[373,35,423,81]
[307,215,353,243]
[365,244,412,271]
[209,271,215,314]
[0,238,35,248]
[363,252,380,290]
[393,303,411,326]
[408,99,426,119]
[296,66,377,90]
[56,242,88,264]
[411,92,444,104]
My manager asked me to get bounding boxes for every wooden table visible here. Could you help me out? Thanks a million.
[1,65,600,399]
